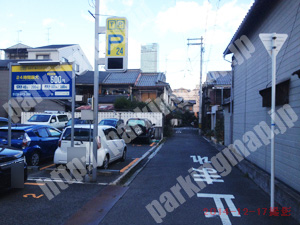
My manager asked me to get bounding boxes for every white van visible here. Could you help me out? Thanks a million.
[54,125,127,169]
[25,113,69,130]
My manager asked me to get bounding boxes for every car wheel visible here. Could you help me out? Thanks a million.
[102,155,109,169]
[121,148,126,162]
[30,152,40,166]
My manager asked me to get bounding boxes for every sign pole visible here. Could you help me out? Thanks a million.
[92,0,100,182]
[259,32,287,211]
[270,34,277,210]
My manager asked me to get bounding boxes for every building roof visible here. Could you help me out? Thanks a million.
[224,0,280,55]
[102,69,141,85]
[4,43,32,50]
[0,59,51,69]
[76,71,109,85]
[33,44,76,49]
[205,71,232,86]
[136,72,167,87]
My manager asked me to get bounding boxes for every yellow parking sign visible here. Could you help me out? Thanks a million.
[106,17,127,57]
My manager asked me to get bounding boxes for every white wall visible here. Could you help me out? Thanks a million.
[21,111,163,126]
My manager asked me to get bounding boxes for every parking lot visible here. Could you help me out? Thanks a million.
[0,141,159,225]
[26,141,158,185]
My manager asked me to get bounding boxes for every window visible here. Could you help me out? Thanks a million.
[36,54,50,59]
[35,128,49,138]
[50,115,57,122]
[104,128,120,140]
[47,128,61,137]
[259,79,290,107]
[58,115,68,122]
[127,119,145,126]
[28,114,51,122]
[62,128,93,141]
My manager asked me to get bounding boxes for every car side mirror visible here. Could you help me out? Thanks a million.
[51,119,56,123]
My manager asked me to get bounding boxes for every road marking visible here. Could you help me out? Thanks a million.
[23,193,44,199]
[39,163,55,171]
[120,158,139,173]
[149,142,155,147]
[25,182,45,186]
[197,193,240,225]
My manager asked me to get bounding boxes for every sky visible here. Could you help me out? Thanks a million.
[0,0,254,90]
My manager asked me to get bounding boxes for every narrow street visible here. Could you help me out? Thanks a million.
[100,128,297,225]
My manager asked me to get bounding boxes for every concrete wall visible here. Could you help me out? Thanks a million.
[231,0,300,192]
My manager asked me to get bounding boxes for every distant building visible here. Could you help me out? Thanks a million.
[173,86,199,115]
[202,71,232,131]
[27,44,92,74]
[141,43,158,73]
[1,43,32,60]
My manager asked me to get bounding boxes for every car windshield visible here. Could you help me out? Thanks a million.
[66,119,88,126]
[99,120,117,127]
[127,120,145,126]
[62,128,93,141]
[28,115,51,122]
[0,130,25,140]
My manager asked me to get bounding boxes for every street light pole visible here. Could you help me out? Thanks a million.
[187,37,204,131]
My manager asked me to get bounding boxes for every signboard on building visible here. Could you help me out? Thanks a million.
[105,17,128,71]
[11,64,72,99]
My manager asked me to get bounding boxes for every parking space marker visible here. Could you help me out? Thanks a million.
[120,158,140,173]
[39,164,55,171]
[25,182,45,186]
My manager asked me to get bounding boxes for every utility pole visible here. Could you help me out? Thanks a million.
[187,37,204,131]
[92,0,100,182]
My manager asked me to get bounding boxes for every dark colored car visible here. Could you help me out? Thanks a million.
[0,147,27,190]
[99,118,125,135]
[0,125,62,166]
[125,118,155,143]
[65,118,89,128]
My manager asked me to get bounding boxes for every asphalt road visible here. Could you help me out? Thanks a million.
[100,128,298,225]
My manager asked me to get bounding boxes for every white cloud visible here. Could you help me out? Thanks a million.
[42,18,65,27]
[122,0,134,7]
[155,1,212,34]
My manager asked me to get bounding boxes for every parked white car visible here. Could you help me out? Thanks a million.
[54,125,127,169]
[25,113,69,130]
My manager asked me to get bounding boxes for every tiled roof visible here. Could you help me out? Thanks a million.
[34,44,76,49]
[136,72,167,86]
[103,69,141,84]
[5,43,32,49]
[76,71,109,85]
[206,71,232,85]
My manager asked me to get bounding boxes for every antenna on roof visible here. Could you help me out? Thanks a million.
[47,27,51,44]
[17,30,22,43]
